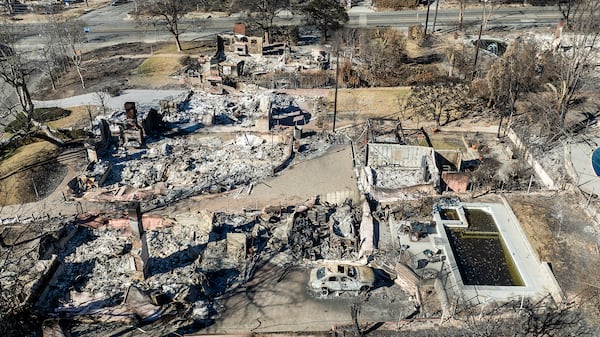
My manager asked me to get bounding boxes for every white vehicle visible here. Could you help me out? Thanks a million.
[309,264,375,295]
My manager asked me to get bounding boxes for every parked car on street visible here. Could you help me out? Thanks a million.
[309,264,375,295]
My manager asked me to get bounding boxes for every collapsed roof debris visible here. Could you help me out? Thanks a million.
[67,89,322,206]
[111,134,288,190]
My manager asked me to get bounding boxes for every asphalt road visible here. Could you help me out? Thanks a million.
[14,4,563,51]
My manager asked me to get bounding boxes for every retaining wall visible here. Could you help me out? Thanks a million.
[506,128,557,190]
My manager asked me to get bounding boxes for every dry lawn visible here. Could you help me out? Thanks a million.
[506,193,600,302]
[328,87,412,119]
[405,39,427,58]
[0,141,59,205]
[11,0,107,22]
[47,105,97,129]
[129,56,184,88]
[0,141,58,177]
[128,41,201,88]
[153,40,213,55]
[128,40,212,87]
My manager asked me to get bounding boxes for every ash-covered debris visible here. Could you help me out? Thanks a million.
[75,88,315,208]
[287,200,363,260]
[271,92,312,128]
[294,131,332,161]
[46,226,135,312]
[289,213,324,260]
[106,135,288,190]
[330,203,358,238]
[0,219,68,313]
[32,211,262,329]
[372,166,427,189]
[165,91,272,128]
[433,197,461,211]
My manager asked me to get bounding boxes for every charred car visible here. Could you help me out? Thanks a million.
[309,264,375,295]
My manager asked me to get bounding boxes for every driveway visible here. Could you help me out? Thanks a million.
[33,89,187,111]
[203,259,414,334]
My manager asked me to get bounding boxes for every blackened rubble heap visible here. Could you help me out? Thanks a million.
[288,200,362,260]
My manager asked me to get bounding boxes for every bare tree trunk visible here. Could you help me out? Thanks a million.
[16,84,34,120]
[43,55,57,90]
[11,83,36,133]
[433,0,440,33]
[425,0,432,36]
[351,304,362,337]
[497,114,503,138]
[4,0,12,15]
[472,2,486,79]
[74,56,85,89]
[175,33,183,52]
[76,66,85,88]
[459,0,466,31]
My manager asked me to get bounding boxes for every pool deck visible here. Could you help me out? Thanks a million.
[569,139,600,197]
[431,200,564,304]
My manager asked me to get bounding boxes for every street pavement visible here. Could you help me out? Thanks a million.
[13,3,563,51]
[33,89,187,111]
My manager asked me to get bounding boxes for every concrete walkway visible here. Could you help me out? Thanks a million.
[33,89,188,111]
[568,138,600,197]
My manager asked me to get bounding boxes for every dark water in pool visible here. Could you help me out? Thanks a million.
[464,208,497,232]
[440,208,460,220]
[445,208,524,286]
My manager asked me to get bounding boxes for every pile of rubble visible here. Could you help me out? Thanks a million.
[41,210,262,323]
[77,89,315,199]
[371,166,427,189]
[108,134,288,190]
[0,220,64,313]
[288,200,362,260]
[168,91,271,127]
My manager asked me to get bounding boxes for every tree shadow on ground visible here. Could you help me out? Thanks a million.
[146,244,206,278]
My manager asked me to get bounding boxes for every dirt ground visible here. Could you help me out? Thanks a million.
[34,41,213,100]
[505,192,600,324]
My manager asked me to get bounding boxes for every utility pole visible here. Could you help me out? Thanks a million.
[332,47,339,133]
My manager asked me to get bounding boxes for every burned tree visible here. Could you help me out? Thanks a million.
[406,83,470,129]
[460,295,595,337]
[443,38,474,79]
[235,0,289,41]
[558,0,585,28]
[0,22,34,133]
[359,28,408,87]
[137,0,200,52]
[485,41,538,137]
[542,0,599,134]
[302,0,348,42]
[458,0,467,31]
[48,16,87,89]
